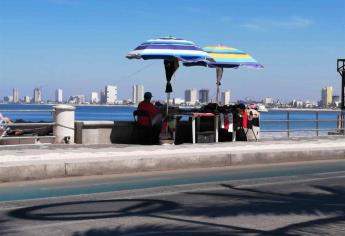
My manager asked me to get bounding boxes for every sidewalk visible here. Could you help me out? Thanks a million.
[1,136,345,182]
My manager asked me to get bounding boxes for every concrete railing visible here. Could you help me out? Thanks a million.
[0,105,76,145]
[0,109,54,145]
[75,121,134,144]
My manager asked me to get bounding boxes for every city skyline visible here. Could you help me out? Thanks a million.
[1,0,344,102]
[1,85,340,108]
[0,73,341,104]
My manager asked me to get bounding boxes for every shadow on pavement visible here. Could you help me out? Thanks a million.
[8,199,179,221]
[73,225,236,236]
[6,183,345,235]
[0,218,13,235]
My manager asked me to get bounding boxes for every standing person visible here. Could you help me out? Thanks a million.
[234,104,248,141]
[238,103,248,129]
[136,92,162,144]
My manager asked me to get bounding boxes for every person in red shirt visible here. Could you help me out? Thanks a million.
[137,92,160,127]
[136,92,163,144]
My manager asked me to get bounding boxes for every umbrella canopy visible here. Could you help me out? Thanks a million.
[203,45,263,69]
[127,37,210,63]
[127,37,209,114]
[184,45,263,103]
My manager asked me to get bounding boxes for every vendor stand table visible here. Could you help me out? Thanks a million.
[192,113,219,144]
[174,113,219,144]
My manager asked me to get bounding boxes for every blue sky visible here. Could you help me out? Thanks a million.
[0,0,344,102]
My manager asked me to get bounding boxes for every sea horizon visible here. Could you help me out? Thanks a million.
[0,103,342,112]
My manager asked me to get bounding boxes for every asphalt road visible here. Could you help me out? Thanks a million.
[1,160,345,235]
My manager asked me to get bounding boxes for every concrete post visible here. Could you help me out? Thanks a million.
[53,105,75,144]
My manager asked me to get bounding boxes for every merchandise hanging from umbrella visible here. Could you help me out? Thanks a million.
[185,45,263,103]
[127,37,210,115]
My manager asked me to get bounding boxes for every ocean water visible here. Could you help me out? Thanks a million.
[0,104,343,138]
[0,104,136,122]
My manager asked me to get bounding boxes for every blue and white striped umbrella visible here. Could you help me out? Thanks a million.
[127,37,209,115]
[126,37,209,63]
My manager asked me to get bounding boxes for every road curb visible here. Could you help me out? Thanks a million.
[1,146,345,182]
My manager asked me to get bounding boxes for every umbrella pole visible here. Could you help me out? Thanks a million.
[166,92,170,116]
[166,92,170,136]
[216,82,220,104]
[216,67,223,105]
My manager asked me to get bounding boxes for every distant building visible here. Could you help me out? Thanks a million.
[55,89,63,103]
[122,99,132,105]
[23,96,31,104]
[332,95,340,103]
[132,85,144,104]
[3,96,13,103]
[303,100,317,108]
[263,97,274,105]
[173,98,185,105]
[33,88,42,103]
[321,86,333,107]
[114,100,124,105]
[291,99,303,108]
[332,95,341,107]
[185,89,198,105]
[100,90,106,104]
[68,95,85,104]
[199,89,209,104]
[295,100,303,108]
[91,92,99,104]
[12,88,19,103]
[221,90,231,105]
[105,85,117,104]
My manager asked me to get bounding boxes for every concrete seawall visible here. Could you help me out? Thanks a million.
[1,137,345,182]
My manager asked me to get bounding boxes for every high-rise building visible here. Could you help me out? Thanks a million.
[199,89,209,104]
[24,96,31,103]
[12,88,19,103]
[55,89,63,103]
[321,86,333,107]
[132,84,144,104]
[91,92,99,104]
[105,85,117,104]
[185,89,198,105]
[100,90,106,104]
[221,90,231,105]
[33,88,42,103]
